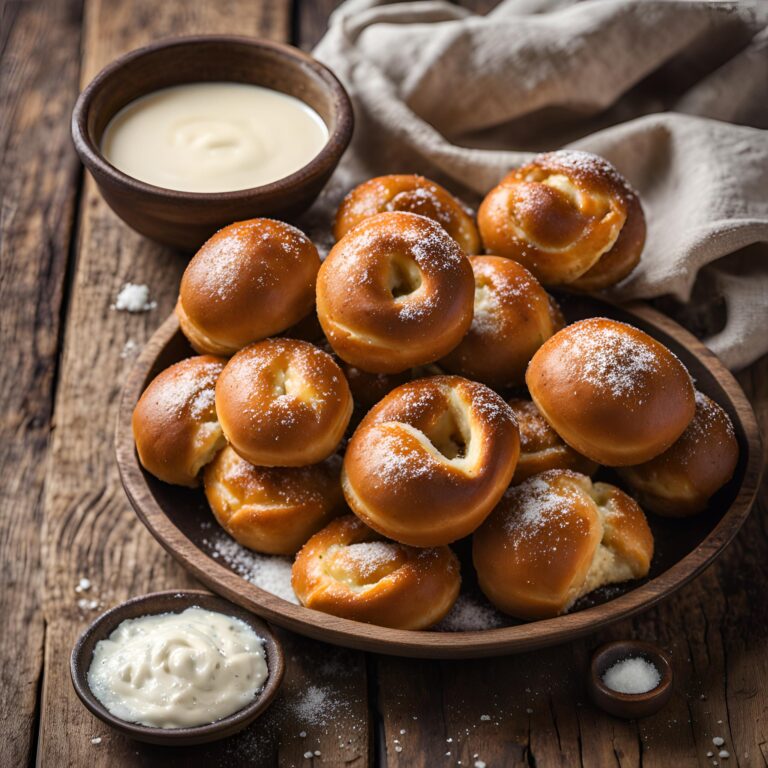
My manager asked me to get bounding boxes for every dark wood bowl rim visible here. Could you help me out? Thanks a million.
[590,640,673,703]
[71,35,354,201]
[115,303,763,658]
[70,589,286,744]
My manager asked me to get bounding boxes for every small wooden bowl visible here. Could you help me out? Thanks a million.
[71,35,353,251]
[588,641,673,719]
[70,590,285,745]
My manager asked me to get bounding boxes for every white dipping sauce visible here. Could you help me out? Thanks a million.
[87,606,268,729]
[101,82,329,193]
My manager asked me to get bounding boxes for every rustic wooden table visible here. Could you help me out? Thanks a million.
[2,0,766,766]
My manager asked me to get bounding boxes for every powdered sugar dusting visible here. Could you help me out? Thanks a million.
[340,541,402,579]
[150,359,222,420]
[502,472,586,549]
[557,318,668,399]
[435,592,505,632]
[191,220,313,301]
[371,428,436,485]
[202,528,299,604]
[537,150,638,199]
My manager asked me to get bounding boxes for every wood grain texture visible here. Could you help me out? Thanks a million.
[0,0,82,764]
[37,1,369,766]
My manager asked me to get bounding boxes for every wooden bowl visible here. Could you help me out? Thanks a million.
[70,590,285,745]
[71,35,353,251]
[588,641,674,719]
[115,296,762,658]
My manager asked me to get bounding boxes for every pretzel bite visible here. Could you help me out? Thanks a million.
[473,470,653,620]
[342,376,520,546]
[526,318,695,466]
[215,339,353,467]
[334,174,481,253]
[618,391,739,517]
[292,515,461,629]
[132,356,226,487]
[176,219,320,356]
[508,399,598,484]
[317,212,474,373]
[441,256,564,387]
[204,446,344,555]
[478,151,645,289]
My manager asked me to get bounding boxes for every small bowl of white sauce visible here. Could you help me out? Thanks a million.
[71,590,285,745]
[71,36,353,251]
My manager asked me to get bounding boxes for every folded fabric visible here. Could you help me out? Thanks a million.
[308,0,768,369]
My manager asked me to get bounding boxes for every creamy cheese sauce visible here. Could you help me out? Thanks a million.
[87,606,268,729]
[101,82,329,193]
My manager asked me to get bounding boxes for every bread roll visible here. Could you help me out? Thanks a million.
[508,398,598,484]
[132,356,226,487]
[618,391,739,517]
[215,338,353,467]
[334,174,481,253]
[317,212,474,373]
[473,470,653,619]
[526,318,695,465]
[441,256,564,387]
[176,219,320,356]
[478,151,645,290]
[292,515,460,629]
[204,446,344,554]
[342,376,520,546]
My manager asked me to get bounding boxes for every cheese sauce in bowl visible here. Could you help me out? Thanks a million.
[101,83,329,193]
[71,36,353,250]
[87,606,268,728]
[70,591,285,745]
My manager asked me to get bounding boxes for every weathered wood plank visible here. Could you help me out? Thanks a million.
[0,0,83,765]
[37,1,368,766]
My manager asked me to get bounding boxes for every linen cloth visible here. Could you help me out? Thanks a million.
[308,0,768,369]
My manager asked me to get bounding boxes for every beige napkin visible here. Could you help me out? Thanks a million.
[307,0,768,369]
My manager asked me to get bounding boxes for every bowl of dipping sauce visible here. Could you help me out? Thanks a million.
[71,590,285,745]
[72,36,353,251]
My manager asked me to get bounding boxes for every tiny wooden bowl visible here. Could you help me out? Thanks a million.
[71,35,353,251]
[588,641,673,719]
[70,590,285,745]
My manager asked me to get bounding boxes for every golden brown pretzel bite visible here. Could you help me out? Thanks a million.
[317,211,474,374]
[204,446,344,555]
[441,256,564,387]
[132,355,226,487]
[473,470,653,620]
[478,151,645,290]
[618,391,739,517]
[342,375,520,546]
[526,318,695,466]
[334,174,481,253]
[176,218,320,356]
[215,338,353,467]
[292,515,461,629]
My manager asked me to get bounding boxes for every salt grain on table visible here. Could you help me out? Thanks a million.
[112,282,156,313]
[602,656,661,694]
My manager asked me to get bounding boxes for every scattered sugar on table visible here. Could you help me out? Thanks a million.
[112,282,156,313]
